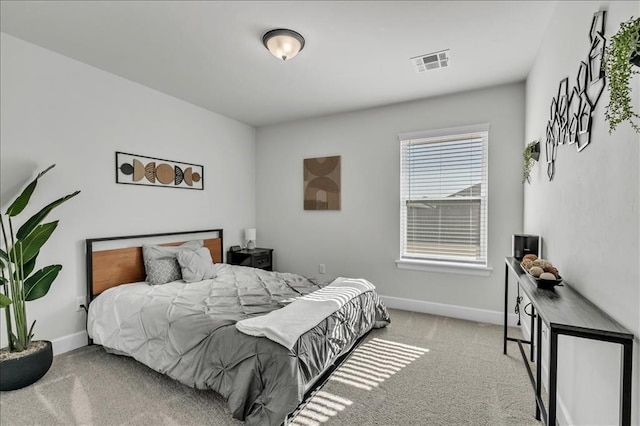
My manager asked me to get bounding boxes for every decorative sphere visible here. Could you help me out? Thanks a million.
[539,272,556,280]
[521,259,534,270]
[529,266,544,277]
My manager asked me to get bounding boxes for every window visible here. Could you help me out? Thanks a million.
[398,124,490,274]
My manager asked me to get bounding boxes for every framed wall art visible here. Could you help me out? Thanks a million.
[116,152,204,190]
[303,155,341,210]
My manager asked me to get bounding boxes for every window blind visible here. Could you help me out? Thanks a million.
[399,126,489,265]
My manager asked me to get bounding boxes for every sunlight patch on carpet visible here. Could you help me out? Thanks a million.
[330,338,428,389]
[290,391,353,426]
[291,338,428,424]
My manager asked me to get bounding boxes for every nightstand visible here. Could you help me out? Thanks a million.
[227,248,273,271]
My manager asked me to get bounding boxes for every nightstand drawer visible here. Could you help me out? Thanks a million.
[253,254,271,269]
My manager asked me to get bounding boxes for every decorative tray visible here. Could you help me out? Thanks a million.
[526,271,563,289]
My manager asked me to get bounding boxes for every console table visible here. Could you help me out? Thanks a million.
[503,257,634,426]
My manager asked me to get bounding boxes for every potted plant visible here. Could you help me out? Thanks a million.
[0,164,79,390]
[522,140,540,184]
[604,16,640,134]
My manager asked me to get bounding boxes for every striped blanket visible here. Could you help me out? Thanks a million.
[235,277,376,350]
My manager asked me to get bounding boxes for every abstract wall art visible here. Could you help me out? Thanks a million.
[303,156,341,210]
[545,10,606,180]
[116,152,204,190]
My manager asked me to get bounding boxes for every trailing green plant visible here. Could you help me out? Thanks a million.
[0,165,79,352]
[522,140,540,184]
[604,16,640,134]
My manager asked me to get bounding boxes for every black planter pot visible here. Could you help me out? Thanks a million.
[631,50,640,67]
[0,340,53,391]
[631,34,640,67]
[530,141,541,161]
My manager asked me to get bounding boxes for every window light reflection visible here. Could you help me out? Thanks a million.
[291,339,428,424]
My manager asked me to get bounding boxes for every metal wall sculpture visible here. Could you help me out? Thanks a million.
[546,10,606,180]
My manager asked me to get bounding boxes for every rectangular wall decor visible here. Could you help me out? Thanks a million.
[116,152,204,190]
[303,155,341,210]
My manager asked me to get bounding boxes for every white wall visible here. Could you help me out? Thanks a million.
[256,83,525,318]
[524,2,639,424]
[0,33,256,352]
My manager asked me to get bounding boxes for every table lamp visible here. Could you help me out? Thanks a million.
[245,228,256,250]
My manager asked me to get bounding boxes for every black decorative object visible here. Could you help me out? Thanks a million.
[576,100,593,152]
[631,27,640,66]
[545,10,606,180]
[567,88,579,145]
[545,122,557,180]
[531,142,540,161]
[556,78,569,145]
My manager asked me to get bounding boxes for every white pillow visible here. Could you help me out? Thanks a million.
[142,239,203,262]
[177,247,217,282]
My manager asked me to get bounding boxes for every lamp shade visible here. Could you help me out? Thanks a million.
[245,228,256,241]
[262,29,305,61]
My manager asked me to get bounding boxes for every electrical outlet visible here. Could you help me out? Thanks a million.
[319,264,326,274]
[76,296,85,312]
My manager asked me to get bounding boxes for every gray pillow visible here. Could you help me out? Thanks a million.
[177,247,217,282]
[145,258,182,285]
[142,240,203,283]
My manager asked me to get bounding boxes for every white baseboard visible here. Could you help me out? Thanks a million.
[380,295,520,327]
[52,331,88,356]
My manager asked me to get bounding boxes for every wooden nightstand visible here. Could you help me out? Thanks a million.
[227,248,273,271]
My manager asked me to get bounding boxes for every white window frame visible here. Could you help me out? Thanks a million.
[396,123,492,276]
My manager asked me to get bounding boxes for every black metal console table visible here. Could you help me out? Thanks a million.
[504,257,634,426]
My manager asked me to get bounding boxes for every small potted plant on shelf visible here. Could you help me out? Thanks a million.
[522,140,540,184]
[0,164,79,391]
[604,16,640,134]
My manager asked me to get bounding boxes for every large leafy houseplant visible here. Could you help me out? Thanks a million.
[604,16,640,134]
[0,165,79,353]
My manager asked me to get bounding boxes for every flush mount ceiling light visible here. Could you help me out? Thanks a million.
[262,29,305,61]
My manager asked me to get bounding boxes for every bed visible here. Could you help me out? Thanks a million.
[85,229,390,425]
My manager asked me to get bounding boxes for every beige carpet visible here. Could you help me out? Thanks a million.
[291,309,541,425]
[0,309,540,425]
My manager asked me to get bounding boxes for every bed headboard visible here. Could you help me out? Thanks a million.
[86,229,223,301]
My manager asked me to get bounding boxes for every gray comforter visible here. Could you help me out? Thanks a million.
[87,264,390,425]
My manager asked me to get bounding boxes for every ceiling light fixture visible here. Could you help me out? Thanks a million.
[262,29,305,61]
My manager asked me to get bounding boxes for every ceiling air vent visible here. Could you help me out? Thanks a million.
[411,49,450,73]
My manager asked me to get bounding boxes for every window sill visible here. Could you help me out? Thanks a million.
[395,259,493,277]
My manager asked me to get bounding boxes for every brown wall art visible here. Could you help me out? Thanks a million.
[303,156,341,210]
[116,152,203,190]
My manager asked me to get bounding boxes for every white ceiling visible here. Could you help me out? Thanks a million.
[0,1,557,127]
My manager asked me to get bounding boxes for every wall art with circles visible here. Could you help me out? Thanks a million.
[303,156,341,210]
[116,152,203,190]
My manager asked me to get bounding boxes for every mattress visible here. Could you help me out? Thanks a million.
[87,263,390,425]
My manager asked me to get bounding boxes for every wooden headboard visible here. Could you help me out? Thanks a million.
[86,229,223,301]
